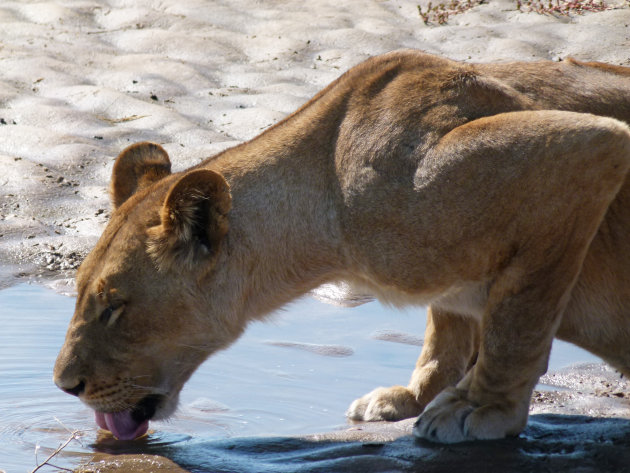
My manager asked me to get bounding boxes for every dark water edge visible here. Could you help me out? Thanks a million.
[79,413,630,473]
[75,356,630,473]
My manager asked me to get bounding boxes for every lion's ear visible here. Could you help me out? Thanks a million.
[110,142,172,208]
[147,169,231,271]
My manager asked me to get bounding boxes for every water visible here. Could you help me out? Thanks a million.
[0,283,598,472]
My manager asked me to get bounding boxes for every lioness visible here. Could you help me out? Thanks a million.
[54,50,630,443]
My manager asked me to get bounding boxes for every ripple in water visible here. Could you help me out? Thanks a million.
[264,341,354,357]
[93,430,193,455]
[371,329,423,346]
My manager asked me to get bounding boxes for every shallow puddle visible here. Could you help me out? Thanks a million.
[0,283,598,472]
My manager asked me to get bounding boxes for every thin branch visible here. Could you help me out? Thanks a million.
[30,430,83,473]
[86,23,145,35]
[97,114,149,124]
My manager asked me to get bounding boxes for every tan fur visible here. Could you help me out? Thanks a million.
[54,50,630,442]
[109,141,172,208]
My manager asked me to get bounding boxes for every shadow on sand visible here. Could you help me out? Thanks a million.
[85,413,630,473]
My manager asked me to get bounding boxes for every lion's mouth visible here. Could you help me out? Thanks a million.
[95,394,163,440]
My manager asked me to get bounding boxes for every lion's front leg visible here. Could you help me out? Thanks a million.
[412,111,630,443]
[414,270,566,442]
[347,307,479,421]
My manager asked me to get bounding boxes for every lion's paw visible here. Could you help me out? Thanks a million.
[346,386,422,421]
[413,387,526,443]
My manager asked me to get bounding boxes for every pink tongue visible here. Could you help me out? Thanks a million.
[95,411,149,440]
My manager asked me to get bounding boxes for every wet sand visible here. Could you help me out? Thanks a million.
[2,0,630,471]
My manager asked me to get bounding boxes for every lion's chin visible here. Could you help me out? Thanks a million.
[95,394,165,440]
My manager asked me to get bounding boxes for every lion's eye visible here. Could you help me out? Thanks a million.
[99,305,124,327]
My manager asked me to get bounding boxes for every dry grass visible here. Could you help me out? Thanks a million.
[418,0,487,24]
[517,0,628,14]
[418,0,629,24]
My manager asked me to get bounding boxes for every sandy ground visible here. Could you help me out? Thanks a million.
[1,0,630,291]
[1,0,630,471]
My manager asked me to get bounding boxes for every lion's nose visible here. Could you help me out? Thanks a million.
[55,378,86,397]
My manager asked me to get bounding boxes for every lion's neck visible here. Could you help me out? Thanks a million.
[206,120,348,323]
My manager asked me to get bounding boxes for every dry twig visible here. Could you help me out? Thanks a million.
[30,430,84,473]
[97,114,149,124]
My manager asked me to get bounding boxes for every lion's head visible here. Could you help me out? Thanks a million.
[53,142,236,440]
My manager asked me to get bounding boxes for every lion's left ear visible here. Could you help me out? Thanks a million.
[147,169,232,271]
[111,142,172,209]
